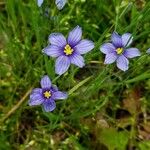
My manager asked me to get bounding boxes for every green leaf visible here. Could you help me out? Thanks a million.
[138,141,150,150]
[99,128,129,150]
[125,71,150,83]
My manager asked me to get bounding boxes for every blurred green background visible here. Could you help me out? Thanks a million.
[0,0,150,149]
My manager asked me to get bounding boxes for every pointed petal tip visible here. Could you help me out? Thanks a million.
[52,91,68,100]
[75,25,81,29]
[43,45,62,57]
[55,0,67,10]
[122,33,133,47]
[112,31,119,36]
[40,75,52,89]
[42,48,45,53]
[48,33,66,47]
[111,32,122,47]
[68,26,82,47]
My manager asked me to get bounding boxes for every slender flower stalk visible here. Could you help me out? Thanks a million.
[43,25,94,75]
[29,75,67,112]
[100,32,141,71]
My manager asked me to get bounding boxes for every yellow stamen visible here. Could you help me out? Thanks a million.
[116,48,123,55]
[64,44,74,55]
[43,91,51,99]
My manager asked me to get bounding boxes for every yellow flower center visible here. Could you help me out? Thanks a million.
[43,91,51,99]
[116,48,123,55]
[64,44,74,55]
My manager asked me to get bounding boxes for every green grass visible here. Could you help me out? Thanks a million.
[0,0,150,149]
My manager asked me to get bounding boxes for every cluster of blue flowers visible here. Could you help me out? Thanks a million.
[29,0,150,112]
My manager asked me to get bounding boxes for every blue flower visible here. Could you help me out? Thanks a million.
[43,26,94,75]
[100,32,141,71]
[55,0,67,10]
[37,0,44,7]
[37,0,67,10]
[29,75,67,112]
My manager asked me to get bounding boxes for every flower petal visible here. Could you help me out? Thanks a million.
[67,25,82,47]
[52,91,68,100]
[51,85,59,92]
[116,55,129,71]
[42,99,56,112]
[74,39,94,54]
[37,0,44,7]
[31,88,42,94]
[122,33,133,47]
[43,45,63,57]
[70,53,85,68]
[29,92,44,106]
[55,56,70,75]
[55,0,67,10]
[111,32,122,48]
[104,52,118,64]
[124,48,141,58]
[40,75,52,89]
[100,43,116,54]
[146,48,150,54]
[48,33,67,48]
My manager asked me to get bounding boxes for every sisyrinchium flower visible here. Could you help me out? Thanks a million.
[100,32,141,71]
[55,0,67,10]
[29,75,67,112]
[37,0,44,7]
[43,25,94,75]
[37,0,67,10]
[147,48,150,54]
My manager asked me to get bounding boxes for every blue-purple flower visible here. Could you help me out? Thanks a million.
[100,32,141,71]
[37,0,44,7]
[55,0,67,10]
[43,25,94,75]
[29,75,67,112]
[37,0,67,10]
[147,48,150,54]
